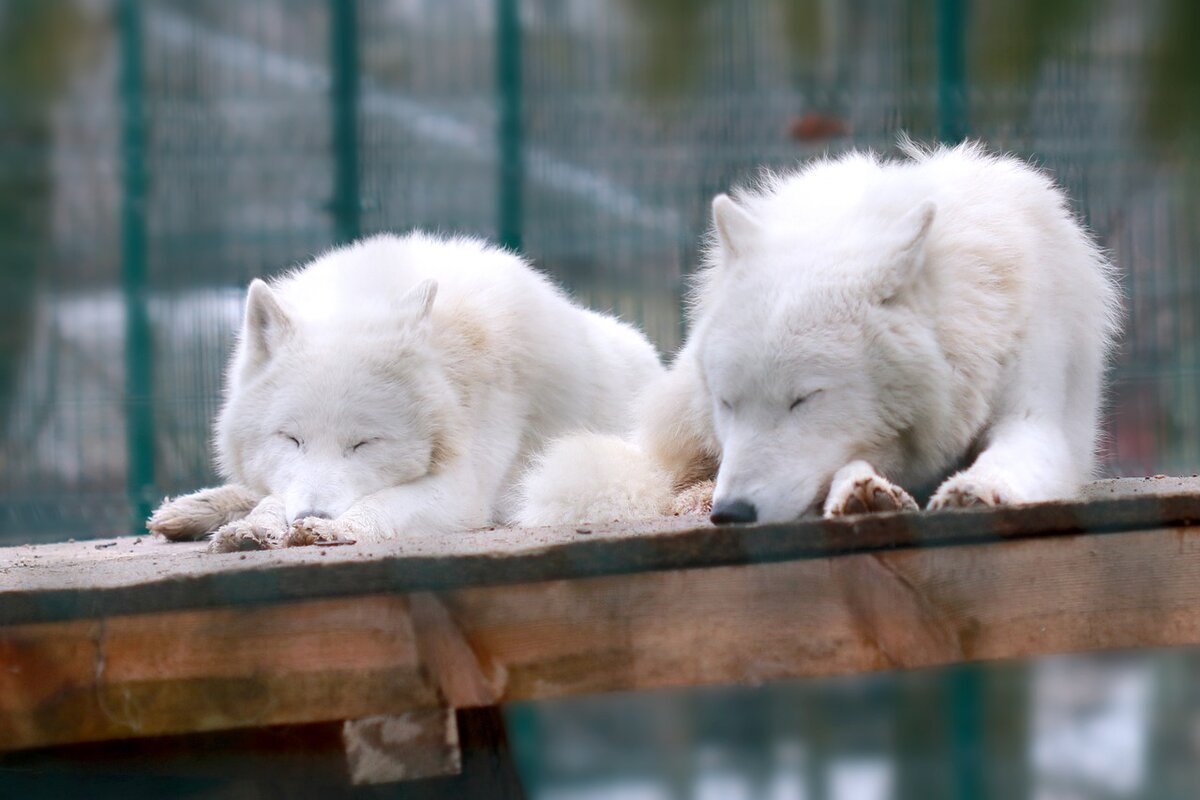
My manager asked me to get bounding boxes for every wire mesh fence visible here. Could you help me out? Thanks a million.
[0,0,1198,540]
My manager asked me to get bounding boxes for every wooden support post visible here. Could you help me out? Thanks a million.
[343,708,460,784]
[395,707,527,800]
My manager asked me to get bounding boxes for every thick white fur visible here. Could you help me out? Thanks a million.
[150,232,661,549]
[517,433,674,526]
[519,141,1121,524]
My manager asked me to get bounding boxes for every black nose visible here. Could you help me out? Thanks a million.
[710,499,757,525]
[292,509,332,523]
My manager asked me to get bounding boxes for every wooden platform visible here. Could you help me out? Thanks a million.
[3,476,1200,784]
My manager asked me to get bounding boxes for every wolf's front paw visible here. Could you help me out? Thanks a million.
[285,516,358,548]
[824,462,918,517]
[928,474,1016,510]
[209,518,286,553]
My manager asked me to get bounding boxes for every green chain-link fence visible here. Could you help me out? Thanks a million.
[1,0,1198,542]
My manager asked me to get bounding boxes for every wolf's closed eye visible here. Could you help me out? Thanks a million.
[789,390,821,411]
[351,439,376,453]
[279,432,302,448]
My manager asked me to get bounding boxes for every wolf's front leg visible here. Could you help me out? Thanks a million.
[286,464,489,547]
[823,460,918,517]
[209,495,288,552]
[929,418,1079,509]
[148,484,261,540]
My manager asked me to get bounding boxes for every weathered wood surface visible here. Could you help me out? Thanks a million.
[1,477,1199,754]
[0,595,439,751]
[1,477,1198,627]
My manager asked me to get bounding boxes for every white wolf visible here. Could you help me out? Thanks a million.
[149,232,662,550]
[519,142,1121,526]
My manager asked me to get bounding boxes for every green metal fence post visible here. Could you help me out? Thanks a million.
[119,0,154,530]
[936,0,968,143]
[496,0,523,252]
[937,7,984,795]
[495,0,531,784]
[330,0,361,244]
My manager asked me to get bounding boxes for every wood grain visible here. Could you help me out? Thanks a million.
[0,595,439,751]
[409,592,504,707]
[435,525,1200,703]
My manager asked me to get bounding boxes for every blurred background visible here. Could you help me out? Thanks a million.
[0,0,1198,797]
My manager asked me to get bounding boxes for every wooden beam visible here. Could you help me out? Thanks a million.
[0,595,440,751]
[5,522,1200,753]
[409,592,504,707]
[433,525,1200,702]
[3,477,1199,628]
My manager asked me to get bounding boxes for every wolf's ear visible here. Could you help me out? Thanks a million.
[243,279,292,364]
[712,194,761,259]
[398,278,438,325]
[875,200,937,301]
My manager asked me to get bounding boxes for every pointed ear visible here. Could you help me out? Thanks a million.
[243,279,292,363]
[712,194,761,259]
[876,201,937,301]
[398,279,438,324]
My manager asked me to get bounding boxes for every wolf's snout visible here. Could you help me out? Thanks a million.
[291,508,332,523]
[710,498,757,525]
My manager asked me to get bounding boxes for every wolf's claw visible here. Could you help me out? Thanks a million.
[209,519,285,552]
[928,474,1015,510]
[286,516,355,547]
[824,462,918,517]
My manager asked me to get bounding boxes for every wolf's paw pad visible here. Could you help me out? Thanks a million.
[285,517,356,548]
[928,477,1013,510]
[826,475,918,517]
[671,480,715,516]
[209,519,283,553]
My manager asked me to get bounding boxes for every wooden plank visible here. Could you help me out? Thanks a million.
[436,524,1200,703]
[6,524,1200,755]
[2,477,1199,627]
[0,595,439,751]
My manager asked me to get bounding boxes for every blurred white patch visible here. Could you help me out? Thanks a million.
[1032,655,1151,798]
[766,740,808,800]
[695,773,753,800]
[694,744,753,800]
[830,757,893,800]
[539,781,668,800]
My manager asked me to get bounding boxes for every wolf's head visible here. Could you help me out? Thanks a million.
[215,278,459,523]
[701,192,942,524]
